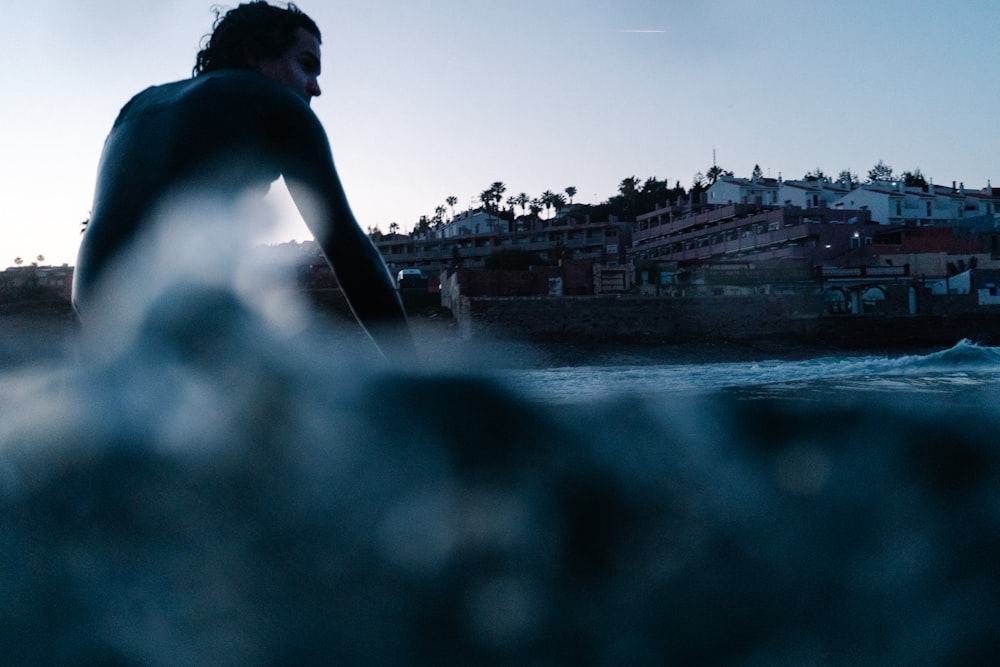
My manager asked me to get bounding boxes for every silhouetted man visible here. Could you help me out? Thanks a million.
[73,1,414,362]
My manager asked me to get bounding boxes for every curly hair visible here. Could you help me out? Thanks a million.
[193,1,321,76]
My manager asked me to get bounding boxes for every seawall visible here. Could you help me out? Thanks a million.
[452,294,1000,350]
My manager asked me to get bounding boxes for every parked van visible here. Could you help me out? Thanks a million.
[396,269,426,288]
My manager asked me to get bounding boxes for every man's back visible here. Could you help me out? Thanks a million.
[74,71,318,309]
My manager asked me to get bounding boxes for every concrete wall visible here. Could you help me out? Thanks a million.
[453,294,821,345]
[452,290,1000,349]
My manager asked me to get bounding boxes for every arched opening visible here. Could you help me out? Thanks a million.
[861,286,887,314]
[824,288,850,314]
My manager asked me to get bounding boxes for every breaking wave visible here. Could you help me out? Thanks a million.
[498,338,1000,404]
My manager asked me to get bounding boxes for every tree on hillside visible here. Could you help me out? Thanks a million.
[901,169,928,187]
[564,186,577,204]
[804,168,826,182]
[529,198,542,220]
[617,176,639,220]
[704,164,733,185]
[516,192,530,217]
[539,190,557,219]
[506,196,518,232]
[750,164,763,182]
[551,192,567,218]
[689,172,709,207]
[479,189,494,211]
[618,176,638,199]
[636,177,671,213]
[13,257,23,266]
[388,222,399,235]
[837,170,859,188]
[490,181,507,213]
[867,160,895,183]
[446,195,458,220]
[412,216,431,237]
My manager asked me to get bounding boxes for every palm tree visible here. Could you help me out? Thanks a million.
[540,190,556,219]
[505,196,518,233]
[618,176,638,199]
[417,216,434,237]
[480,189,496,231]
[529,198,543,222]
[551,193,567,219]
[479,189,494,213]
[388,221,399,235]
[618,177,638,220]
[516,192,529,217]
[13,257,23,266]
[489,181,507,215]
[564,186,577,204]
[706,165,732,184]
[446,195,458,220]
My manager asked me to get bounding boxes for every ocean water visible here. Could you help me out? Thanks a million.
[494,338,1000,406]
[2,246,999,663]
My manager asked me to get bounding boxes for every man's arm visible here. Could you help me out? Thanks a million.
[281,109,416,363]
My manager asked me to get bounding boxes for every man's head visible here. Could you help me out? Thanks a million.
[194,2,322,102]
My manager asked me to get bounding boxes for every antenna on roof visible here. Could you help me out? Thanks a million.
[712,147,716,168]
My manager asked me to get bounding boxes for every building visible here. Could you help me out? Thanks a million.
[777,178,850,208]
[706,175,781,207]
[375,214,632,280]
[830,180,997,227]
[629,201,877,267]
[0,264,74,303]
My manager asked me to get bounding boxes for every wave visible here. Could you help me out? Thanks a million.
[498,338,1000,403]
[2,261,1000,663]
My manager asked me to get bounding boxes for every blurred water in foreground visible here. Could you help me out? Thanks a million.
[1,225,999,664]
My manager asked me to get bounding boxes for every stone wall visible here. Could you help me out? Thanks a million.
[452,293,1000,349]
[454,294,819,345]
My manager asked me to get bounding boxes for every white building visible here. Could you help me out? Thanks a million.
[831,181,996,226]
[777,179,850,209]
[439,208,505,238]
[706,175,780,207]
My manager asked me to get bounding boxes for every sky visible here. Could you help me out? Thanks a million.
[1,0,998,268]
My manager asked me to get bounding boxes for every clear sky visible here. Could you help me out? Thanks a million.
[1,0,997,267]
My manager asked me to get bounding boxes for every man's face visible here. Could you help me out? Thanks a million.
[252,27,322,104]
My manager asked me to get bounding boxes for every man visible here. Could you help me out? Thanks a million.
[73,1,414,362]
